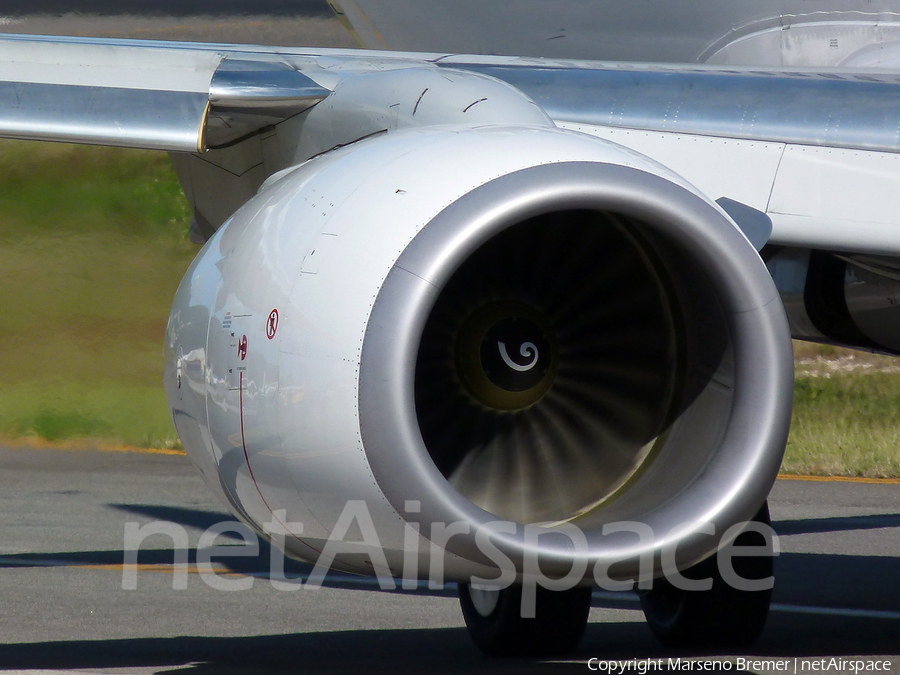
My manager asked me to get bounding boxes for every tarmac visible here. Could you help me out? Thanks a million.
[0,445,897,674]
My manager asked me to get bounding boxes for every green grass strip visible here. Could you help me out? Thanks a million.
[785,372,900,478]
[0,140,196,448]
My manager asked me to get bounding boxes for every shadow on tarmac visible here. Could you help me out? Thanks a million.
[1,505,898,673]
[775,514,900,536]
[0,614,898,674]
[1,504,897,607]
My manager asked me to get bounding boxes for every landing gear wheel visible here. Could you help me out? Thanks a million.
[640,502,775,649]
[459,583,593,657]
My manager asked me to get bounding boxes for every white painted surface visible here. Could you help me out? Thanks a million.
[769,145,900,254]
[558,123,900,256]
[557,123,785,213]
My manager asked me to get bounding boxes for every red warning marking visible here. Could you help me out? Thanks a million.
[238,335,248,361]
[266,309,279,340]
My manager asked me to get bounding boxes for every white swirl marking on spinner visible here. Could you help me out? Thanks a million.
[498,341,539,372]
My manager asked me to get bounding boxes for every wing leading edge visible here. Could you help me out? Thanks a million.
[5,34,900,153]
[0,37,329,152]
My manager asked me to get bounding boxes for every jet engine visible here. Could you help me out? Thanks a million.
[164,124,793,584]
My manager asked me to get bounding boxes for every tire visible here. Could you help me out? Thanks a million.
[640,502,775,649]
[459,583,593,657]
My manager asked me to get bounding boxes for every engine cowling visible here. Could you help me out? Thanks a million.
[164,125,793,583]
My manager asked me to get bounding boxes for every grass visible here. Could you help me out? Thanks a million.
[785,343,900,477]
[0,140,197,448]
[0,141,190,240]
[0,140,899,476]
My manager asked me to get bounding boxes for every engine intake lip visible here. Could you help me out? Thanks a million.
[359,160,793,578]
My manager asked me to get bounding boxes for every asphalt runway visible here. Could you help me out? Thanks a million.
[0,445,898,674]
[0,2,358,48]
[1,1,334,18]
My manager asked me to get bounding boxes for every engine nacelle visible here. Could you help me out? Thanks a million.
[164,125,793,583]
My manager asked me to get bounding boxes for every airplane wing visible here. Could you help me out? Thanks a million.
[0,35,329,151]
[2,33,899,255]
[2,28,898,656]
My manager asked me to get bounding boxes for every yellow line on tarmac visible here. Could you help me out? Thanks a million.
[3,437,186,456]
[326,0,366,47]
[7,438,898,480]
[71,445,186,457]
[349,0,391,49]
[778,474,900,485]
[61,445,186,457]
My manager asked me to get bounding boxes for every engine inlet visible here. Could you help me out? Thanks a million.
[415,211,682,525]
